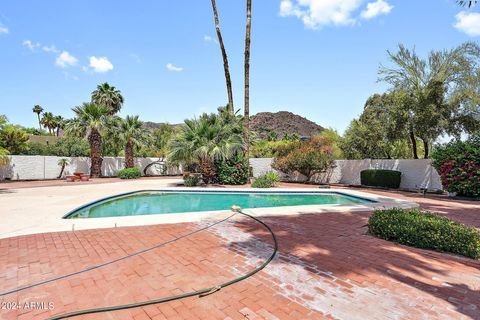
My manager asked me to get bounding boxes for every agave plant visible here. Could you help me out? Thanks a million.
[65,103,111,178]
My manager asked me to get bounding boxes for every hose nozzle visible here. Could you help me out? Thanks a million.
[231,205,242,213]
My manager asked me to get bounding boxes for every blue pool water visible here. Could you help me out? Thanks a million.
[65,191,375,219]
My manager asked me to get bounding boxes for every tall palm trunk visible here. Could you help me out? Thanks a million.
[125,140,135,168]
[88,128,103,178]
[210,0,234,112]
[36,114,41,130]
[244,0,252,157]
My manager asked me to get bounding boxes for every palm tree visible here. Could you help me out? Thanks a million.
[41,112,56,135]
[32,105,44,130]
[243,0,252,156]
[57,158,69,178]
[65,103,110,178]
[168,112,244,184]
[118,115,149,168]
[54,115,65,136]
[210,0,234,113]
[91,83,124,115]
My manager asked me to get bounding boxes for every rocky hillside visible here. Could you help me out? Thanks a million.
[250,111,324,139]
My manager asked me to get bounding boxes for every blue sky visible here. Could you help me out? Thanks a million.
[0,0,478,133]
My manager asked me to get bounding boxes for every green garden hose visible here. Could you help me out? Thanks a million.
[48,206,278,320]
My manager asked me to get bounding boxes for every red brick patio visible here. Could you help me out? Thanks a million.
[0,188,479,320]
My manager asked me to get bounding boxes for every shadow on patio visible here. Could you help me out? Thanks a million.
[227,211,480,319]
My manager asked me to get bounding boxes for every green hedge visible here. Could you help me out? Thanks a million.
[360,169,401,189]
[368,208,480,259]
[117,167,142,179]
[183,175,200,187]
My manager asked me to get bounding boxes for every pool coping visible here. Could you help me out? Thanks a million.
[1,187,419,239]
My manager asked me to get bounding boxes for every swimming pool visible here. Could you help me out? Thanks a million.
[65,190,376,219]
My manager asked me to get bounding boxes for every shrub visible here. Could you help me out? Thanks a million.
[432,135,480,198]
[252,172,280,188]
[183,175,200,187]
[360,169,401,189]
[272,135,334,181]
[216,155,249,185]
[368,208,480,259]
[117,167,142,179]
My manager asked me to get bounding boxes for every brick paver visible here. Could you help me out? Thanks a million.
[0,187,479,319]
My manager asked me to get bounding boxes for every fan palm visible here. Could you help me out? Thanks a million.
[41,112,56,135]
[65,103,111,178]
[118,115,149,168]
[91,83,124,115]
[168,112,244,183]
[32,105,44,130]
[54,115,65,136]
[57,158,69,178]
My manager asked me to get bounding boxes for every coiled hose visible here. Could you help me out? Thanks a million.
[8,206,277,319]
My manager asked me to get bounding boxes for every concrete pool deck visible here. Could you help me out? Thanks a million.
[0,178,417,239]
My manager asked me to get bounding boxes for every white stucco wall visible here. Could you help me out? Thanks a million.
[0,156,181,180]
[248,158,443,191]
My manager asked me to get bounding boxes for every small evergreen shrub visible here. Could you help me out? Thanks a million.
[252,172,280,188]
[183,175,200,187]
[216,156,249,185]
[117,167,142,179]
[368,208,480,259]
[360,169,401,189]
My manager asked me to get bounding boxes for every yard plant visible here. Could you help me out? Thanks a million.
[360,169,401,189]
[432,134,480,198]
[117,167,142,179]
[368,208,480,259]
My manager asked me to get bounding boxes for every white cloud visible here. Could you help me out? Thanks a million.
[166,63,183,72]
[87,56,114,73]
[203,35,218,43]
[22,39,40,51]
[454,11,480,36]
[279,0,363,29]
[42,45,59,53]
[55,51,78,68]
[360,0,393,19]
[0,25,8,34]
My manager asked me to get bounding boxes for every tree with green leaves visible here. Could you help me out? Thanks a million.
[168,110,244,184]
[32,105,44,130]
[65,103,111,178]
[91,83,124,115]
[379,42,480,158]
[0,125,29,154]
[118,115,149,168]
[0,115,10,165]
